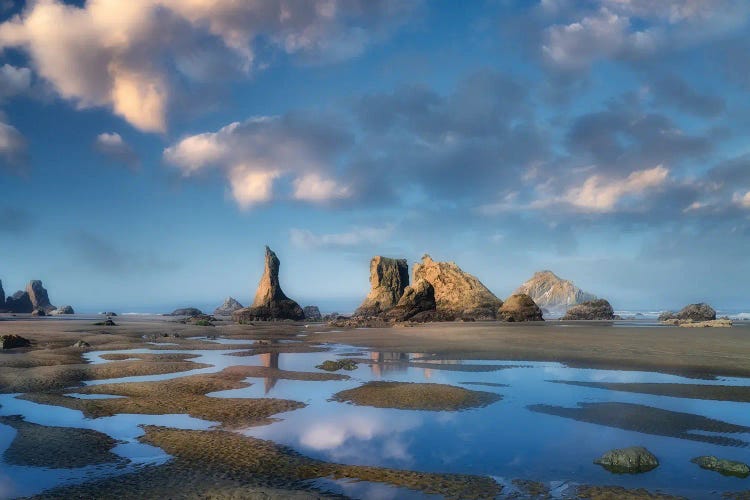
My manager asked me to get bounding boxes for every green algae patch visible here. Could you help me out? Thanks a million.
[575,484,685,499]
[315,359,358,371]
[0,415,123,468]
[332,381,501,411]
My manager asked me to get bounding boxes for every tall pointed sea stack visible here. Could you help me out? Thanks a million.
[413,254,502,320]
[354,256,409,317]
[233,246,304,322]
[26,280,55,313]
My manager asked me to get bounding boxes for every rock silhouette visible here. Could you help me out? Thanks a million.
[0,280,4,309]
[233,246,304,322]
[303,306,322,321]
[6,291,33,313]
[413,254,501,320]
[354,256,409,317]
[514,270,595,316]
[498,294,544,322]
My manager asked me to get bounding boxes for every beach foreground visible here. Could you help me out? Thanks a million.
[1,315,749,499]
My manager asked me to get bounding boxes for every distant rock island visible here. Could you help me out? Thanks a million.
[515,270,596,316]
[233,246,304,322]
[0,279,73,315]
[214,297,243,316]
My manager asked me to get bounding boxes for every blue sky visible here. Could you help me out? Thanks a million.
[1,0,750,313]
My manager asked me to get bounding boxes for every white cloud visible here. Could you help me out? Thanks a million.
[163,115,350,208]
[0,121,26,170]
[0,64,31,100]
[0,0,415,132]
[289,225,394,248]
[94,132,139,169]
[561,165,669,212]
[733,191,750,208]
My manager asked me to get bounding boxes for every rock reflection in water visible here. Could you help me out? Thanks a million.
[259,352,280,394]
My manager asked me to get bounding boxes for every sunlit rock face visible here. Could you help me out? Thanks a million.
[354,256,409,317]
[514,270,595,316]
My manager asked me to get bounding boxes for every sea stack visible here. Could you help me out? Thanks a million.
[214,297,243,316]
[413,254,502,320]
[6,291,32,313]
[0,280,5,308]
[514,270,596,316]
[26,280,56,313]
[233,246,304,322]
[354,256,409,317]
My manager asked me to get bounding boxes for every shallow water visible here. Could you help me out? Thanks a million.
[1,339,750,498]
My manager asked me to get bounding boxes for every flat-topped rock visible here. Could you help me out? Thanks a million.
[691,456,749,477]
[413,254,501,320]
[167,307,203,317]
[214,297,243,316]
[354,256,409,317]
[562,299,615,320]
[498,294,544,322]
[233,246,304,322]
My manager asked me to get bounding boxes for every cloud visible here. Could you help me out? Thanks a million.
[0,120,26,171]
[94,132,139,169]
[733,191,750,209]
[0,64,31,100]
[163,114,353,208]
[290,224,394,248]
[560,165,670,212]
[0,0,417,132]
[650,75,725,117]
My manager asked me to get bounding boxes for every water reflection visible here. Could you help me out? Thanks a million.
[259,352,280,394]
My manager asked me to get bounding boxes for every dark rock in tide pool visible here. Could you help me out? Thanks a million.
[167,308,203,317]
[691,456,749,477]
[213,297,243,316]
[6,291,32,313]
[594,446,659,474]
[303,305,322,321]
[26,280,55,313]
[562,299,615,320]
[51,305,75,315]
[498,294,544,322]
[1,334,31,349]
[316,359,358,371]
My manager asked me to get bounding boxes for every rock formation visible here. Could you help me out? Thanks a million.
[167,307,203,317]
[412,255,501,320]
[514,271,596,316]
[303,306,322,321]
[26,280,55,313]
[6,291,32,313]
[561,299,615,320]
[384,279,437,322]
[214,297,243,316]
[691,456,749,478]
[594,446,659,473]
[233,246,304,322]
[31,308,46,316]
[51,305,75,315]
[659,303,716,322]
[0,280,4,309]
[497,294,544,322]
[354,257,409,317]
[1,334,31,349]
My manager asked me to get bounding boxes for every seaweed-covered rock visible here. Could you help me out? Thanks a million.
[660,303,716,322]
[384,279,436,322]
[213,297,243,316]
[498,294,544,322]
[1,334,31,349]
[233,246,304,322]
[316,359,358,371]
[562,299,615,320]
[594,446,659,473]
[303,306,323,321]
[413,254,501,320]
[51,305,75,315]
[167,307,203,317]
[6,291,32,313]
[354,256,409,317]
[26,280,55,313]
[691,456,749,477]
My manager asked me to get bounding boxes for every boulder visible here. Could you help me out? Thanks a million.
[498,294,544,322]
[213,297,243,316]
[1,334,31,349]
[51,305,75,315]
[167,307,203,317]
[354,256,409,317]
[660,303,716,322]
[384,279,437,322]
[303,305,323,321]
[691,456,749,478]
[413,254,502,320]
[514,270,596,316]
[594,446,659,473]
[233,246,304,322]
[31,308,46,316]
[26,280,55,313]
[561,299,615,320]
[6,291,32,313]
[72,340,91,348]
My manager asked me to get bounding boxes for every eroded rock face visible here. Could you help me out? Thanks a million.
[498,294,544,322]
[594,446,659,474]
[561,299,615,320]
[233,246,304,322]
[514,271,596,316]
[660,303,716,322]
[384,279,436,322]
[213,297,243,316]
[413,255,501,320]
[6,291,32,313]
[303,306,322,321]
[26,280,55,313]
[354,256,409,317]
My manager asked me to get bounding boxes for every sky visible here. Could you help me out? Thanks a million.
[1,0,750,313]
